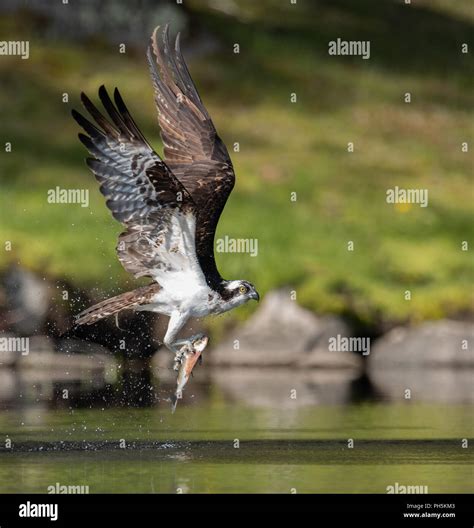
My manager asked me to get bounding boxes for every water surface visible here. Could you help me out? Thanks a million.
[0,366,472,493]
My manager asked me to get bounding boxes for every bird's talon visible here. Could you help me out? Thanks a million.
[173,348,186,371]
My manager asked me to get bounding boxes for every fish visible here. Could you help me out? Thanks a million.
[171,334,209,413]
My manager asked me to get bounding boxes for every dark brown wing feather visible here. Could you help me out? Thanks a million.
[147,25,235,289]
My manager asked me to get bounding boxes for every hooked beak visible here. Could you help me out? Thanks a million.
[250,290,260,302]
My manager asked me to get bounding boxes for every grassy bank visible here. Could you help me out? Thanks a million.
[0,1,472,328]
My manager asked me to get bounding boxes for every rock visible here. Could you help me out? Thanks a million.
[0,333,116,377]
[0,369,16,402]
[369,320,474,368]
[2,266,51,335]
[0,336,117,402]
[209,289,362,369]
[369,368,474,403]
[369,321,474,403]
[209,367,362,407]
[0,333,17,367]
[49,338,116,379]
[299,316,364,369]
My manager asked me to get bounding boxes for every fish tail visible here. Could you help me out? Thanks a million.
[170,392,179,414]
[170,387,183,413]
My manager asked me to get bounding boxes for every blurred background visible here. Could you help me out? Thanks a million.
[0,0,472,493]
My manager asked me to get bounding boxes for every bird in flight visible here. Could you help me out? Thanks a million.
[72,25,259,359]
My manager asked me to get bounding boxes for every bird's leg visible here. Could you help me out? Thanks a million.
[167,341,188,369]
[172,343,188,371]
[163,311,191,367]
[172,333,206,348]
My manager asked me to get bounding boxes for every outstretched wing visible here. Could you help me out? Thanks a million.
[72,86,206,288]
[147,25,235,289]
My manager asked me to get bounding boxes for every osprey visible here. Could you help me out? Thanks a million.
[72,25,259,357]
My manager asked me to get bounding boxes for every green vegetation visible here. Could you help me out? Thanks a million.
[0,1,473,328]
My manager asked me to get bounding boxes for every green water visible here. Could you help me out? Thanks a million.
[0,400,472,493]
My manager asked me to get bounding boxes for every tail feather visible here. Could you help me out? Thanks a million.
[74,283,160,326]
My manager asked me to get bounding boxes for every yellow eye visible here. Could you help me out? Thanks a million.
[239,285,247,294]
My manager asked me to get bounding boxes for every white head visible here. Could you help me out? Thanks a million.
[220,279,260,310]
